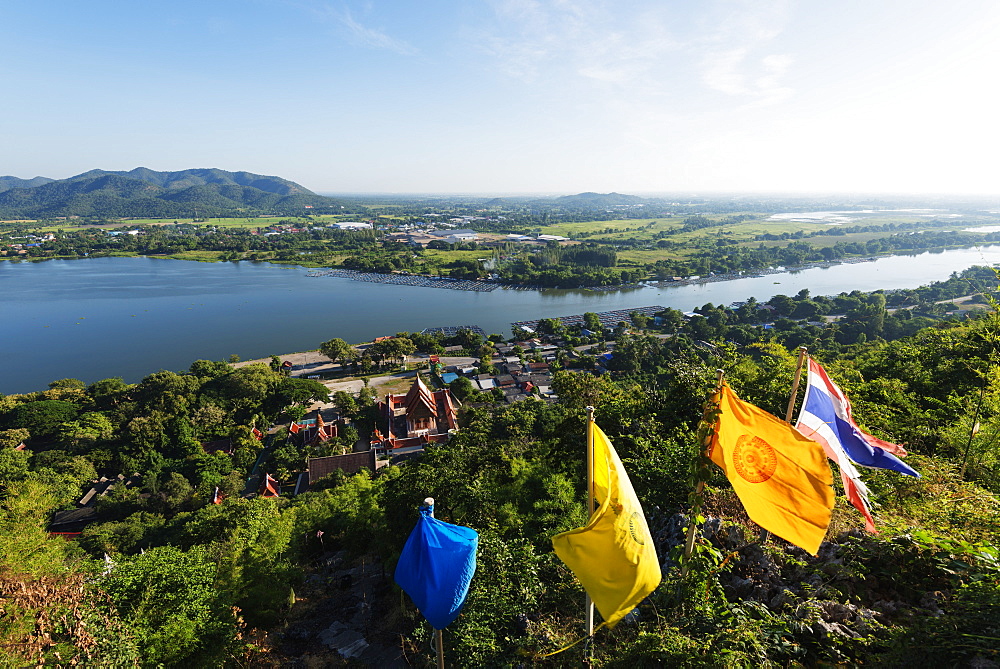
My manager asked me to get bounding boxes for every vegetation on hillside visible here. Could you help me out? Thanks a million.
[2,268,1000,666]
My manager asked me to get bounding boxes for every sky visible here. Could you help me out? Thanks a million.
[4,0,1000,195]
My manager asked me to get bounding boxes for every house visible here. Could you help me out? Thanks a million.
[329,221,373,230]
[49,473,142,536]
[475,377,497,391]
[375,375,459,450]
[430,229,479,244]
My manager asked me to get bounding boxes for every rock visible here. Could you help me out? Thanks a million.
[359,643,408,668]
[327,630,369,659]
[282,626,314,641]
[820,601,852,623]
[317,622,347,647]
[770,588,798,610]
[811,619,859,639]
[970,655,1000,669]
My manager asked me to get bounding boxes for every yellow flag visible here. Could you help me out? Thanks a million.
[710,383,834,555]
[552,425,661,628]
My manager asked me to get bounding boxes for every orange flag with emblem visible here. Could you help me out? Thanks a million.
[710,383,834,555]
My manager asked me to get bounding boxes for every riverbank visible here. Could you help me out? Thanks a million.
[5,248,1000,395]
[0,247,978,295]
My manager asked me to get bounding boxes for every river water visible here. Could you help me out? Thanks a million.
[3,247,1000,394]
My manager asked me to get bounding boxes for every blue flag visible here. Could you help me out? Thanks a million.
[394,506,478,630]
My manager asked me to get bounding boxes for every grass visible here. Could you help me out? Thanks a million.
[536,213,975,244]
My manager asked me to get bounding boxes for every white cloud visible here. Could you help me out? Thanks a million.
[291,1,417,55]
[333,6,417,55]
[479,0,793,107]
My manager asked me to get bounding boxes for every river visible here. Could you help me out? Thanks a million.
[3,247,999,394]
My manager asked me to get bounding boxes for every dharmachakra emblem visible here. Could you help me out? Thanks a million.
[627,511,646,545]
[732,434,778,483]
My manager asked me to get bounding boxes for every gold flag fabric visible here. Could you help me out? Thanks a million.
[710,383,834,555]
[552,424,661,628]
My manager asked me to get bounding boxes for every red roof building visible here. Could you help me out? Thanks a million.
[375,375,459,450]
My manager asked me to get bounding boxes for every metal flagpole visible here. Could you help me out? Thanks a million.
[424,496,445,669]
[785,346,809,423]
[584,406,595,664]
[683,369,726,574]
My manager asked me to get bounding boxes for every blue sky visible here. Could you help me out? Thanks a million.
[5,1,1000,195]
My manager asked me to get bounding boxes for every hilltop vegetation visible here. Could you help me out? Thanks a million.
[0,168,339,219]
[1,272,999,666]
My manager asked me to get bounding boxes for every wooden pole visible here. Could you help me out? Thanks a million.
[682,369,725,574]
[784,346,809,423]
[424,497,445,669]
[584,406,595,662]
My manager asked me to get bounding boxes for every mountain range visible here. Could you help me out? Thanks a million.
[0,168,337,218]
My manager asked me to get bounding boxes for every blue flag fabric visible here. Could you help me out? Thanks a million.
[394,506,478,630]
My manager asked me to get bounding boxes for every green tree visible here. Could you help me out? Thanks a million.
[333,390,359,417]
[101,545,241,667]
[319,337,351,365]
[4,400,80,440]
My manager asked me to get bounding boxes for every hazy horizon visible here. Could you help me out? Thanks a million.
[6,1,1000,196]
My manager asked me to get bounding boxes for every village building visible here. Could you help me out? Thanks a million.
[430,229,479,244]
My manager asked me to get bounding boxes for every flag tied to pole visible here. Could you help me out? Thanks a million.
[552,424,661,628]
[394,505,478,630]
[710,383,834,555]
[796,359,919,478]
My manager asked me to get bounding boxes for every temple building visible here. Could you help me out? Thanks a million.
[289,409,341,446]
[375,375,459,449]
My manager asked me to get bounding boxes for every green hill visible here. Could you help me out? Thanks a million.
[66,167,314,196]
[0,168,336,218]
[0,175,55,193]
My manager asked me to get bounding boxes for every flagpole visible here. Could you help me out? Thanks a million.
[683,369,725,573]
[784,346,809,423]
[424,496,445,669]
[584,406,595,662]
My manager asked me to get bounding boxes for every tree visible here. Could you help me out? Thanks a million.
[332,390,359,417]
[537,318,564,336]
[48,378,86,392]
[319,337,351,365]
[188,360,232,379]
[101,545,241,667]
[454,328,484,350]
[277,377,329,408]
[5,400,79,440]
[0,427,30,450]
[449,376,477,402]
[58,411,114,451]
[630,312,652,329]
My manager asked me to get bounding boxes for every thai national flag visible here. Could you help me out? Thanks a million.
[797,359,918,477]
[796,359,919,532]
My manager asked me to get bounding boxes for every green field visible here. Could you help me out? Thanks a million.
[539,213,962,243]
